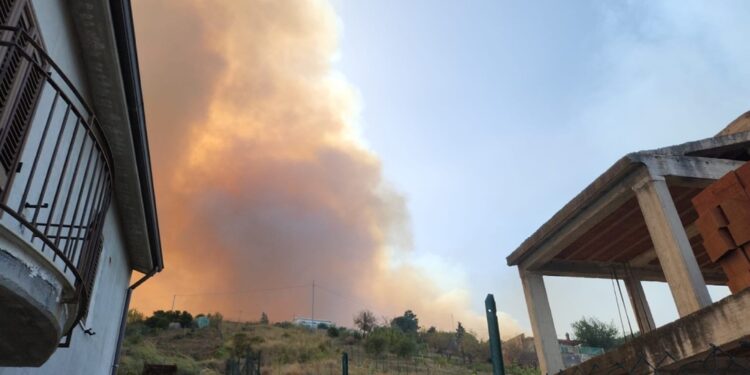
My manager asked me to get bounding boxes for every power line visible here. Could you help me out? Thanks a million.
[314,283,383,316]
[169,281,387,326]
[174,284,310,297]
[171,283,310,310]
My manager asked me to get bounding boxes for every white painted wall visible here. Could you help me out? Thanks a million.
[31,0,91,103]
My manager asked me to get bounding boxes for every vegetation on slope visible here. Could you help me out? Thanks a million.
[118,309,540,375]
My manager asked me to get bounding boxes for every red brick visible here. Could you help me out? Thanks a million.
[695,207,729,232]
[721,199,750,246]
[701,228,736,262]
[718,249,750,293]
[692,188,720,214]
[734,161,750,190]
[712,172,747,200]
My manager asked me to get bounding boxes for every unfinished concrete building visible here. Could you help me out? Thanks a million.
[506,113,750,374]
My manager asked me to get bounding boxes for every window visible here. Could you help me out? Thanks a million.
[0,0,44,184]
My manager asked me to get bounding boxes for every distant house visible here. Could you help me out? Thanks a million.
[293,317,334,329]
[195,316,210,329]
[0,0,162,373]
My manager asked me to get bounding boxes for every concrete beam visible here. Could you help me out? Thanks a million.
[520,270,564,375]
[638,155,744,181]
[633,176,712,316]
[536,259,727,285]
[623,275,656,333]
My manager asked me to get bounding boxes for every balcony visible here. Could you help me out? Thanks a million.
[0,26,112,365]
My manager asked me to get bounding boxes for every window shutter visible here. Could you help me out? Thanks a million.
[0,0,44,178]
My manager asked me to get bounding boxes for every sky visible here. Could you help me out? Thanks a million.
[131,0,750,339]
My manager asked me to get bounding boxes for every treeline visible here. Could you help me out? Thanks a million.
[127,309,224,330]
[352,309,489,365]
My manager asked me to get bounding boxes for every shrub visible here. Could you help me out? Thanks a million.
[274,321,294,329]
[232,333,253,357]
[364,332,388,356]
[327,326,340,338]
[392,334,418,358]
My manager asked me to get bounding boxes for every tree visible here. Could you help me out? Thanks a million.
[425,331,456,360]
[571,317,620,350]
[354,310,377,335]
[259,312,269,325]
[127,309,144,324]
[178,311,193,328]
[390,310,419,334]
[455,322,466,341]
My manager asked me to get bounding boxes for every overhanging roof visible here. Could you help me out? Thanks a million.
[506,129,750,277]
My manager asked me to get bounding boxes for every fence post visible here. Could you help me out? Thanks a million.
[342,352,348,375]
[486,294,506,375]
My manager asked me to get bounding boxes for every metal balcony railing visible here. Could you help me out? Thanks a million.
[0,25,113,342]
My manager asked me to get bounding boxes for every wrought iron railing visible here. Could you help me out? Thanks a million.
[0,25,112,342]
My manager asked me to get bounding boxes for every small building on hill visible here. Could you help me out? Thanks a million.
[293,317,334,329]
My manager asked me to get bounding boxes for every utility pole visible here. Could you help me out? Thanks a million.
[311,280,315,321]
[171,295,176,311]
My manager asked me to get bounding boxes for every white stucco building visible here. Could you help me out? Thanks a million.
[0,0,162,374]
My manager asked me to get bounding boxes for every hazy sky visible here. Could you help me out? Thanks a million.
[329,0,750,336]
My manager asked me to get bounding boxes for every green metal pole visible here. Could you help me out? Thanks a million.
[486,294,506,375]
[342,352,348,375]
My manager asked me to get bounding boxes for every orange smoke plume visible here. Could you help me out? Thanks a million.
[131,0,521,337]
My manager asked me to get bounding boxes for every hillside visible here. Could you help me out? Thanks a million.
[117,311,539,375]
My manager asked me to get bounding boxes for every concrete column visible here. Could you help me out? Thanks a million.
[633,177,711,317]
[519,269,563,374]
[623,276,655,333]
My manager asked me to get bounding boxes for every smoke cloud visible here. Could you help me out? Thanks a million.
[131,0,521,337]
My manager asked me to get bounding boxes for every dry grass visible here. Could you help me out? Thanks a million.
[118,321,527,375]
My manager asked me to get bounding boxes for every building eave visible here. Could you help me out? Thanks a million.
[68,0,162,273]
[109,0,163,272]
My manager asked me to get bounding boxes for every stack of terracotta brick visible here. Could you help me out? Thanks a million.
[692,161,750,293]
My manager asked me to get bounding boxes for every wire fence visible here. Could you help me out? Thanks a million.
[343,347,488,375]
[559,344,750,375]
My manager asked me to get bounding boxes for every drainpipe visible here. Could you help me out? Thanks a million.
[111,269,157,375]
